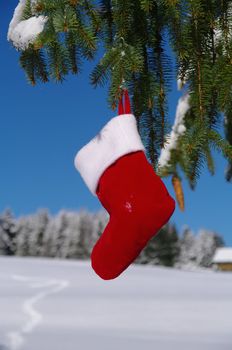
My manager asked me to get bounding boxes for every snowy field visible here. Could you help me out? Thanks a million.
[0,257,231,350]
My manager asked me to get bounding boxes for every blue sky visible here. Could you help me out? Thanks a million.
[0,1,231,245]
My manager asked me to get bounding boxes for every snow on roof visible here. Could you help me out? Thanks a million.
[212,248,232,263]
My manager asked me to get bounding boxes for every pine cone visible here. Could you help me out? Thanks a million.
[172,175,185,211]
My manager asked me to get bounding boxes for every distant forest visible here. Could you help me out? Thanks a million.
[0,209,224,269]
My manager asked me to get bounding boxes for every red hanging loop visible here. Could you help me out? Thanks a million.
[118,89,131,115]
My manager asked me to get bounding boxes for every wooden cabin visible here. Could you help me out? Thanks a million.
[212,248,232,271]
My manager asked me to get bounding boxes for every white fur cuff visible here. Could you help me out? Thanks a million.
[74,114,145,195]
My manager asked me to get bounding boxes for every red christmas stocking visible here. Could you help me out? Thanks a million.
[74,90,175,280]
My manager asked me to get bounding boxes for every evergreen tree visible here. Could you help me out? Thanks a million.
[195,229,224,267]
[177,226,225,268]
[137,223,180,267]
[45,210,71,258]
[76,211,94,258]
[92,210,109,243]
[8,0,232,208]
[177,226,197,267]
[0,208,226,269]
[33,210,50,256]
[0,210,18,256]
[16,216,32,256]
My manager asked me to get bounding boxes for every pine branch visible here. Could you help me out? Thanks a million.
[9,0,232,200]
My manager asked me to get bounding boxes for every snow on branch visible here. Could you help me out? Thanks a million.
[8,0,47,50]
[158,93,190,169]
[212,3,232,47]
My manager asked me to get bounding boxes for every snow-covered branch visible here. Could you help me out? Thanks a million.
[8,0,47,50]
[158,93,190,169]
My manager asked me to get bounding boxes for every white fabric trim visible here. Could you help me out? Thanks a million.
[74,114,145,195]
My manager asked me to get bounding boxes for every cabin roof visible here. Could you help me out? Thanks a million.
[212,248,232,263]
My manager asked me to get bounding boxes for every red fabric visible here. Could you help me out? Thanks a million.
[118,89,131,115]
[91,151,175,280]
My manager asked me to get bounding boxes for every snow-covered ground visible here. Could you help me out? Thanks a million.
[0,257,231,350]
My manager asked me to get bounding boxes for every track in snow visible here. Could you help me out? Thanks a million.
[6,275,69,350]
[0,256,231,350]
